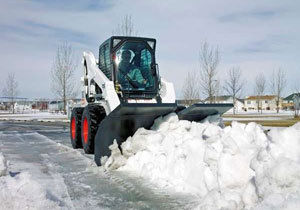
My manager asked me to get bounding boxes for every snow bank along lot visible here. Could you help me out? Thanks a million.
[0,111,68,122]
[104,113,300,209]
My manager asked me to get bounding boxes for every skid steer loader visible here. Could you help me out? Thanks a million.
[70,36,232,166]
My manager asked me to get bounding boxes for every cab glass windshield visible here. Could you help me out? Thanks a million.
[114,41,155,91]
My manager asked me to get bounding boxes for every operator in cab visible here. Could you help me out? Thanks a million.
[117,50,147,89]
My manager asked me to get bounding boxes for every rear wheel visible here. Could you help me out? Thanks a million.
[70,107,84,149]
[81,104,106,154]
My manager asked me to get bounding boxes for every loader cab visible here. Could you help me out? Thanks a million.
[99,36,159,100]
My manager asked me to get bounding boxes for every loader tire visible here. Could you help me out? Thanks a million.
[70,107,84,149]
[81,104,106,154]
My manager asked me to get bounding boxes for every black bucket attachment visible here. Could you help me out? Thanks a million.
[177,103,233,122]
[94,102,233,166]
[94,103,177,166]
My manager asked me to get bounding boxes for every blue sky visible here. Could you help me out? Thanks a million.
[0,0,299,99]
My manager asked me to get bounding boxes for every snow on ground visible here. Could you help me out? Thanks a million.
[0,124,196,209]
[104,113,300,209]
[222,116,290,122]
[0,111,67,122]
[223,110,295,121]
[0,152,73,210]
[224,109,294,116]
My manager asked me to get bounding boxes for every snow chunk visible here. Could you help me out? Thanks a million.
[0,153,7,176]
[103,140,127,169]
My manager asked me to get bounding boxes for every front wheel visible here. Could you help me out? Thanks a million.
[81,104,106,154]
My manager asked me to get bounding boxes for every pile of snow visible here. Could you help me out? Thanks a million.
[0,153,72,209]
[104,113,300,209]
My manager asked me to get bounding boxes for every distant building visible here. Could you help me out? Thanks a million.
[49,100,64,112]
[283,93,300,110]
[244,95,282,111]
[0,97,29,112]
[14,103,31,113]
[293,93,300,111]
[31,99,49,110]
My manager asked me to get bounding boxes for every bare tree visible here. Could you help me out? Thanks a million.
[254,73,266,114]
[51,42,77,114]
[270,68,287,113]
[199,42,220,103]
[224,67,244,114]
[182,71,200,106]
[112,15,137,36]
[2,73,19,114]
